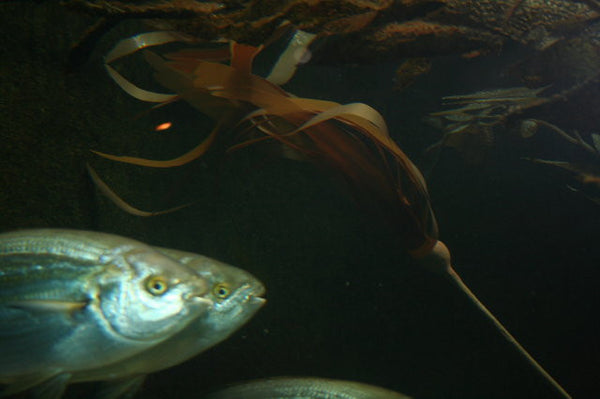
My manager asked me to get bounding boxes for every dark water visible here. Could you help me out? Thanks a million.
[1,2,599,399]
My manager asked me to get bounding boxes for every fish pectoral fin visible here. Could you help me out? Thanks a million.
[30,373,72,399]
[0,304,83,376]
[0,372,69,399]
[96,375,146,399]
[7,300,88,315]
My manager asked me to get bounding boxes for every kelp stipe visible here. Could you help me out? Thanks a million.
[416,242,571,399]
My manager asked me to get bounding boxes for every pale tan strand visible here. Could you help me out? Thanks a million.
[86,164,191,217]
[240,101,430,194]
[105,31,189,63]
[278,102,389,139]
[90,122,220,168]
[279,101,429,191]
[266,30,317,85]
[105,64,177,103]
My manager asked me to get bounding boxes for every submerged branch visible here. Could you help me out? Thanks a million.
[63,0,224,18]
[521,119,598,155]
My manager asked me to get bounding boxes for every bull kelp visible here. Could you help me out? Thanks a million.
[89,29,571,398]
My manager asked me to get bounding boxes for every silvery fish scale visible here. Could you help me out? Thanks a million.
[203,377,412,399]
[0,229,265,399]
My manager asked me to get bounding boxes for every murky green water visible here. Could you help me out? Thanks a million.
[1,2,599,398]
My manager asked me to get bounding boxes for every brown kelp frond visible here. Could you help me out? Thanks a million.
[144,51,242,122]
[142,41,439,251]
[231,101,438,253]
[97,38,268,169]
[86,164,192,216]
[102,29,315,136]
[91,122,220,168]
[160,41,264,75]
[104,31,196,104]
[99,31,438,251]
[249,100,430,198]
[144,44,293,123]
[162,47,232,67]
[228,42,264,76]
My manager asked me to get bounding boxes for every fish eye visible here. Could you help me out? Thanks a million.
[213,282,231,299]
[146,276,169,296]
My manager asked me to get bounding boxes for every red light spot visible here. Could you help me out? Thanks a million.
[155,122,172,131]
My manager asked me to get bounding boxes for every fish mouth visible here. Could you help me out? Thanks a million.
[250,296,267,307]
[227,282,267,310]
[252,282,266,298]
[240,282,266,302]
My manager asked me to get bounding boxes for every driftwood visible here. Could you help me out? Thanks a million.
[63,0,600,63]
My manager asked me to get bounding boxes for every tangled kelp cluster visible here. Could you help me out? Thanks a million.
[93,31,438,255]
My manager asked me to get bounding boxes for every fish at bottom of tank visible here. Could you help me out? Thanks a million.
[0,229,266,399]
[202,376,412,399]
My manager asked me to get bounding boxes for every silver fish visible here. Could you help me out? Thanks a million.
[0,229,265,399]
[77,247,267,394]
[202,377,412,399]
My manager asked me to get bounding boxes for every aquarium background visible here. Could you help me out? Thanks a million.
[1,2,599,399]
